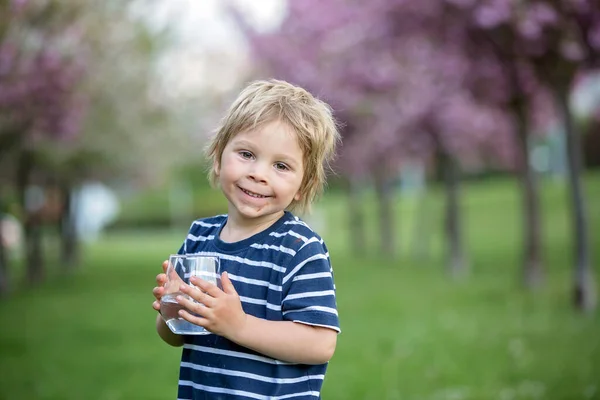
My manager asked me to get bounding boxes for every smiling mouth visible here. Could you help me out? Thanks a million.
[240,187,269,199]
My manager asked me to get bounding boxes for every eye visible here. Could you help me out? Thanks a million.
[274,162,289,171]
[239,151,254,159]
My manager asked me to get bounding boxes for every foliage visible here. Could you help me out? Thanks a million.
[0,0,87,158]
[236,0,600,177]
[0,0,184,188]
[236,1,526,178]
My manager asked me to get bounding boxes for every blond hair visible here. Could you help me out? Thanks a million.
[206,79,340,214]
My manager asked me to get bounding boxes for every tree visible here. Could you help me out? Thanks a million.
[443,0,599,308]
[0,0,88,286]
[526,0,599,311]
[0,0,177,292]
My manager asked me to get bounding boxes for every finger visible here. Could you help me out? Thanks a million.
[152,300,161,311]
[153,286,165,300]
[179,285,217,308]
[167,266,183,283]
[156,273,167,285]
[176,294,213,315]
[167,265,178,279]
[162,260,169,273]
[220,272,238,295]
[189,276,222,297]
[178,309,210,330]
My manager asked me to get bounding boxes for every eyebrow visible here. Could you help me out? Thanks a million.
[232,139,256,149]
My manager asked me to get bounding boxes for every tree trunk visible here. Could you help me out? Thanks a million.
[557,88,597,312]
[17,150,45,285]
[514,99,544,288]
[23,217,44,285]
[410,184,431,261]
[59,183,79,270]
[440,150,468,278]
[0,219,8,297]
[0,129,22,297]
[374,172,396,258]
[347,177,366,256]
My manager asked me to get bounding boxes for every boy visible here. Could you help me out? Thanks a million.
[152,79,341,399]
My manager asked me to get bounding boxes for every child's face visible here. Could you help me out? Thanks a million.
[215,119,304,223]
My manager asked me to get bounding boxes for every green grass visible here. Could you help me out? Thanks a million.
[1,173,599,399]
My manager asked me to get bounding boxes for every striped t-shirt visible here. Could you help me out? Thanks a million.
[175,211,340,400]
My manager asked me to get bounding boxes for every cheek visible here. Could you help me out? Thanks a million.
[220,157,242,180]
[287,175,304,197]
[292,174,305,199]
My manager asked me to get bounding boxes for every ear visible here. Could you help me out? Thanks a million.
[294,190,302,202]
[213,159,220,177]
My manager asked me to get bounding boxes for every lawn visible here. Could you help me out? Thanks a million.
[0,173,599,400]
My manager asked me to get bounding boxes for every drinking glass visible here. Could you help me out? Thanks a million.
[160,254,221,335]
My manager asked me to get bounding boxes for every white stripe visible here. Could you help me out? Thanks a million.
[179,381,263,399]
[284,220,309,227]
[183,272,218,281]
[287,230,309,243]
[282,254,328,284]
[179,382,320,399]
[183,344,293,365]
[250,243,296,256]
[192,220,222,228]
[298,236,322,251]
[276,391,321,399]
[293,272,332,282]
[284,290,335,301]
[282,305,338,317]
[180,362,324,384]
[188,251,286,273]
[187,234,214,242]
[229,273,282,292]
[293,320,341,333]
[269,231,289,238]
[240,295,282,311]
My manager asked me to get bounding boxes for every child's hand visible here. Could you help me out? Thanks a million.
[152,260,169,312]
[176,272,247,338]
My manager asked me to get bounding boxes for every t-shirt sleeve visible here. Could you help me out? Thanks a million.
[176,220,196,255]
[281,240,340,333]
[176,242,185,255]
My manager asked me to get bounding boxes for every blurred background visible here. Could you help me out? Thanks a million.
[1,0,599,399]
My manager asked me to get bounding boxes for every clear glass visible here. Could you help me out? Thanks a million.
[160,254,221,335]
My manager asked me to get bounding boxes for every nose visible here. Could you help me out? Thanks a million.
[248,162,268,183]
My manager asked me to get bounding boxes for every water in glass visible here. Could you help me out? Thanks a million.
[160,255,220,335]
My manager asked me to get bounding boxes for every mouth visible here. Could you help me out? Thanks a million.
[239,187,270,199]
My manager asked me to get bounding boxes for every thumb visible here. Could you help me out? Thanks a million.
[221,271,237,295]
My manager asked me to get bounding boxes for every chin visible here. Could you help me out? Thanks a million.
[239,207,284,220]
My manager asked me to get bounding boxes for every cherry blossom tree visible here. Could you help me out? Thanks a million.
[0,0,172,293]
[0,0,87,289]
[443,0,599,309]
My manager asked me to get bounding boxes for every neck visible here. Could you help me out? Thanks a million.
[221,211,285,243]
